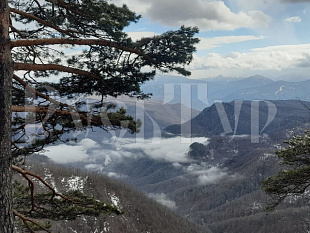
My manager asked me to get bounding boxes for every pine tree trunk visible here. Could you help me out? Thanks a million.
[0,0,14,232]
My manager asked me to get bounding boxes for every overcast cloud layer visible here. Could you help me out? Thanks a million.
[118,0,271,31]
[44,137,209,164]
[44,136,230,185]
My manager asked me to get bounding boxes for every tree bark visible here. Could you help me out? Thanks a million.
[0,0,13,232]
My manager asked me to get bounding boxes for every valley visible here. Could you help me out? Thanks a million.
[34,75,310,233]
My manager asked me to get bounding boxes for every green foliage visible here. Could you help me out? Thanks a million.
[11,0,199,158]
[9,0,199,231]
[13,180,121,231]
[9,0,139,40]
[188,142,206,160]
[263,130,310,211]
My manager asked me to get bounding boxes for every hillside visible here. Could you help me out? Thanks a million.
[15,158,208,233]
[36,99,310,233]
[40,126,310,232]
[109,133,310,233]
[77,97,200,140]
[164,100,310,137]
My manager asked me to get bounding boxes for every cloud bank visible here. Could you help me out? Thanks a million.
[189,43,310,78]
[45,137,209,164]
[196,167,228,185]
[118,137,208,163]
[197,35,266,50]
[146,0,270,30]
[44,139,98,163]
[116,0,271,31]
[148,193,177,209]
[185,163,228,185]
[44,136,232,186]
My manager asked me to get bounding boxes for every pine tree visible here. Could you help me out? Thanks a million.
[0,0,199,232]
[263,130,310,211]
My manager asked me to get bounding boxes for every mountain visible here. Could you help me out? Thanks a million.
[44,125,310,233]
[141,74,310,110]
[16,157,208,233]
[111,97,200,132]
[141,75,215,110]
[209,75,274,101]
[141,74,210,99]
[93,131,310,233]
[164,100,310,137]
[206,75,238,85]
[61,98,200,141]
[141,75,276,110]
[35,99,310,233]
[223,79,310,102]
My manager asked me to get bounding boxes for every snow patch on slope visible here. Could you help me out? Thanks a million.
[43,168,58,192]
[61,176,88,192]
[107,192,122,209]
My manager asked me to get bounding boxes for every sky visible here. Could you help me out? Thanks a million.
[112,0,310,81]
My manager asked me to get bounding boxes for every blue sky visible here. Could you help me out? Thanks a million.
[113,0,310,81]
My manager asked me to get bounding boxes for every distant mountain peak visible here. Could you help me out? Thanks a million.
[246,75,274,82]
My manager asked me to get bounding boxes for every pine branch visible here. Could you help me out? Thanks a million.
[11,105,110,127]
[10,8,77,38]
[11,38,145,58]
[12,165,122,225]
[14,62,103,80]
[13,210,52,233]
[13,74,72,109]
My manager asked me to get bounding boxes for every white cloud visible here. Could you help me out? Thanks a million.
[44,135,229,186]
[115,0,271,31]
[285,16,302,23]
[45,136,209,164]
[189,44,310,77]
[112,0,151,14]
[197,35,266,50]
[107,172,127,179]
[196,167,227,185]
[148,193,177,209]
[126,31,158,41]
[84,163,103,171]
[118,137,208,163]
[228,0,280,10]
[44,138,98,163]
[183,163,229,185]
[172,162,183,168]
[148,0,271,30]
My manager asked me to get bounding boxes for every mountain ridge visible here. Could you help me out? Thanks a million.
[164,99,310,137]
[141,74,310,110]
